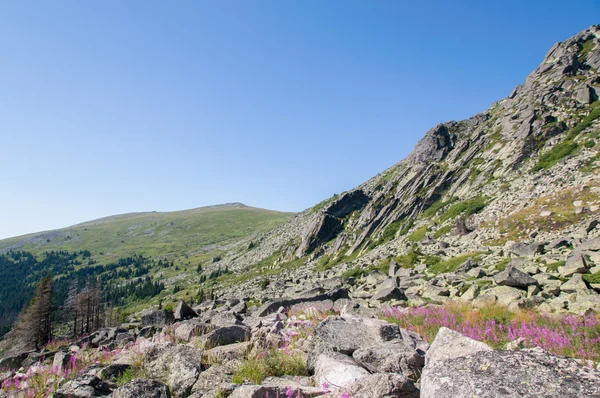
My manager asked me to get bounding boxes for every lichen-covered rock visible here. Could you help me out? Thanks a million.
[143,343,203,397]
[425,327,492,368]
[352,340,424,380]
[313,351,370,388]
[313,315,401,355]
[112,380,171,398]
[421,347,600,398]
[54,375,111,397]
[340,373,420,398]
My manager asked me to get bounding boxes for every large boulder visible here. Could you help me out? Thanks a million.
[493,265,538,288]
[143,343,203,397]
[112,380,171,398]
[421,347,600,397]
[228,377,324,398]
[313,315,401,355]
[425,327,492,368]
[559,253,591,277]
[173,300,197,321]
[371,286,407,302]
[174,320,215,342]
[201,325,251,349]
[254,288,349,317]
[560,273,590,294]
[486,285,524,306]
[141,310,174,326]
[352,340,424,381]
[340,373,420,398]
[0,352,30,371]
[54,375,112,397]
[313,351,370,388]
[510,242,545,257]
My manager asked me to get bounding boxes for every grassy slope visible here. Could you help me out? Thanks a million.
[0,203,294,265]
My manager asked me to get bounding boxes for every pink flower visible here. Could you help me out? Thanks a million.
[286,387,294,397]
[322,381,330,391]
[341,393,351,398]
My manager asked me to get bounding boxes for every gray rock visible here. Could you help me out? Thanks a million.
[54,375,111,397]
[254,288,348,317]
[314,351,370,388]
[371,286,407,302]
[341,373,419,398]
[510,242,545,257]
[559,253,591,276]
[53,351,72,370]
[112,380,171,398]
[421,347,600,398]
[425,327,492,368]
[202,325,251,349]
[389,260,399,277]
[486,285,524,306]
[174,320,215,342]
[143,343,203,397]
[141,310,174,327]
[0,352,30,371]
[493,265,538,288]
[352,340,424,380]
[99,364,131,382]
[173,300,197,321]
[313,315,401,355]
[560,273,590,294]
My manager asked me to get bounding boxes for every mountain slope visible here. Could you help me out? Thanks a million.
[205,26,600,310]
[0,203,294,264]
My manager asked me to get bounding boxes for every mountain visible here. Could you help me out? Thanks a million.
[0,203,293,335]
[1,25,600,398]
[198,25,600,314]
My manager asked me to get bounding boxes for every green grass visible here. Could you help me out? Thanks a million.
[532,140,579,172]
[115,367,138,385]
[232,350,308,384]
[433,225,452,238]
[428,252,487,274]
[578,39,596,62]
[583,271,600,284]
[494,258,511,272]
[546,261,566,272]
[0,204,294,266]
[407,225,430,242]
[438,196,487,222]
[422,197,458,219]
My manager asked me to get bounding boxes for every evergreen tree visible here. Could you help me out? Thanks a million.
[11,274,53,349]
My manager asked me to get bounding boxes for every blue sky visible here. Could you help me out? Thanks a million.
[0,1,598,239]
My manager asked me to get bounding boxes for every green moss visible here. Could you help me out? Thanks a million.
[438,197,487,222]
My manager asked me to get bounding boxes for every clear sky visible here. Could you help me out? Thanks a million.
[0,1,598,239]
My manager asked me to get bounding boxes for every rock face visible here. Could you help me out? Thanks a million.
[421,347,600,398]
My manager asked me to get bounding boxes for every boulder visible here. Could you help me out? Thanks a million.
[486,285,524,306]
[421,347,600,398]
[174,300,197,321]
[141,310,174,327]
[203,342,251,364]
[174,320,215,342]
[254,288,348,317]
[0,352,30,371]
[371,286,407,302]
[352,340,424,380]
[560,273,590,294]
[99,364,132,382]
[143,343,203,397]
[209,312,243,327]
[510,242,545,257]
[340,373,419,398]
[313,315,401,355]
[54,375,112,398]
[313,351,370,388]
[201,325,251,349]
[425,327,492,368]
[53,351,72,370]
[228,376,324,398]
[493,265,538,288]
[559,253,590,276]
[112,380,171,398]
